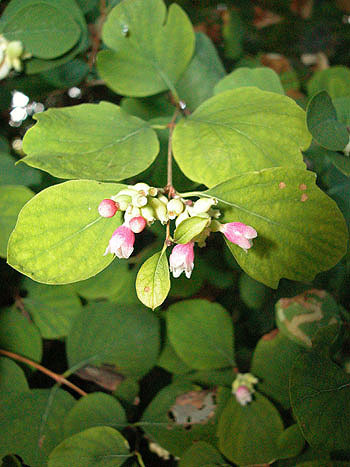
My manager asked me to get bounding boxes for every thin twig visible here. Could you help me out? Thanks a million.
[14,293,32,323]
[0,349,87,397]
[166,108,180,192]
[88,0,107,70]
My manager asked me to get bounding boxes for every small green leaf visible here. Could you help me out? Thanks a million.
[0,185,33,258]
[22,102,159,181]
[179,441,227,467]
[0,357,29,394]
[166,299,234,370]
[307,66,350,99]
[63,393,127,439]
[206,167,348,288]
[218,392,284,465]
[3,3,81,59]
[7,180,126,284]
[290,350,350,451]
[48,426,130,467]
[215,67,284,95]
[22,278,82,339]
[67,302,160,377]
[97,0,195,97]
[251,331,304,409]
[277,424,305,460]
[0,389,75,467]
[174,216,209,244]
[173,88,310,187]
[307,91,349,151]
[136,249,170,309]
[0,309,42,363]
[275,289,342,348]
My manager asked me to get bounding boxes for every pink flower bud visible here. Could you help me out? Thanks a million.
[129,216,147,233]
[235,385,253,406]
[104,225,135,259]
[98,199,119,218]
[220,222,257,251]
[169,242,195,279]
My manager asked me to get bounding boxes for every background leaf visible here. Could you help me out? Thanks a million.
[206,167,348,288]
[0,357,29,394]
[179,441,226,467]
[48,426,130,467]
[0,152,41,187]
[166,299,234,370]
[98,0,195,97]
[214,67,284,95]
[22,102,159,181]
[307,66,350,100]
[67,302,160,377]
[173,88,310,187]
[8,180,125,284]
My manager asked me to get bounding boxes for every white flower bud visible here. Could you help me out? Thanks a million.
[167,198,184,219]
[157,194,168,205]
[141,205,156,224]
[112,194,131,211]
[191,197,217,215]
[133,182,150,195]
[132,193,148,208]
[175,210,190,227]
[149,186,158,197]
[117,188,139,197]
[124,206,141,224]
[149,198,168,224]
[7,41,23,59]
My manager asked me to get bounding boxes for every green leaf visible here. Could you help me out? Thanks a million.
[176,32,226,111]
[166,299,234,370]
[174,216,209,244]
[239,272,271,310]
[0,389,75,467]
[307,66,350,100]
[157,338,192,375]
[277,424,305,460]
[251,331,304,409]
[22,278,82,339]
[173,88,310,187]
[0,309,42,363]
[206,167,348,288]
[121,94,174,121]
[135,249,170,310]
[306,91,349,151]
[0,185,33,258]
[0,152,41,186]
[327,152,350,177]
[7,180,126,284]
[290,350,350,451]
[22,102,159,181]
[275,290,342,348]
[3,3,81,59]
[218,392,284,465]
[179,441,227,467]
[63,393,127,439]
[215,67,284,95]
[48,426,130,467]
[223,9,244,60]
[67,302,160,377]
[97,0,195,97]
[40,59,89,88]
[0,357,29,394]
[141,382,218,457]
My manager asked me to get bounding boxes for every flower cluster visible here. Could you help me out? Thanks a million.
[232,373,259,406]
[0,35,30,80]
[99,182,258,279]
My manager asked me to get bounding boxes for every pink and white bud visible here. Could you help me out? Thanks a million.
[169,242,195,279]
[129,216,147,233]
[104,225,135,259]
[220,222,257,251]
[98,199,119,218]
[235,385,253,406]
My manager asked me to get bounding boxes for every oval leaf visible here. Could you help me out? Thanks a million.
[136,249,170,309]
[307,66,350,100]
[290,350,350,451]
[277,424,305,459]
[214,67,284,95]
[174,216,209,244]
[7,180,126,284]
[307,91,349,151]
[206,167,348,288]
[22,102,159,181]
[218,392,284,465]
[179,441,226,467]
[166,299,234,370]
[67,302,160,378]
[173,88,310,187]
[0,357,29,394]
[98,0,195,97]
[3,3,81,59]
[48,426,130,467]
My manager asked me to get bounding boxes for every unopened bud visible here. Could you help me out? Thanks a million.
[175,210,190,227]
[191,197,217,215]
[112,194,131,211]
[235,385,253,406]
[7,41,23,58]
[141,205,156,224]
[124,206,141,224]
[157,194,168,205]
[98,199,119,217]
[129,216,147,233]
[232,372,258,406]
[133,182,151,195]
[167,198,184,219]
[149,198,168,224]
[149,187,158,196]
[132,193,148,208]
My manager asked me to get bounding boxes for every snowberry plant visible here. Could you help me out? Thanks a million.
[1,0,350,465]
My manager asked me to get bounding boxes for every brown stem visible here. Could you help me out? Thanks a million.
[14,293,32,323]
[88,0,107,70]
[166,108,180,193]
[0,349,87,397]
